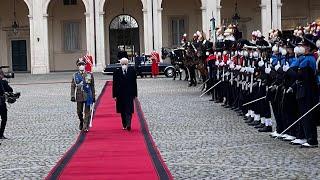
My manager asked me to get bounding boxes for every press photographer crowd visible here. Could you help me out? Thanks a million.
[0,66,20,144]
[162,21,320,148]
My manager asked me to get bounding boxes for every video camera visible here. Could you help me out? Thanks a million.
[4,92,20,104]
[0,66,15,79]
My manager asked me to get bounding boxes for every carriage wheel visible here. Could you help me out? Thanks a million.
[165,68,175,78]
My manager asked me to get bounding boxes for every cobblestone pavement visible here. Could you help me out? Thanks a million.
[0,74,319,179]
[137,78,320,180]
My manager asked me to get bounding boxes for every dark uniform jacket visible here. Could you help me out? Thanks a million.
[0,80,13,109]
[112,67,137,113]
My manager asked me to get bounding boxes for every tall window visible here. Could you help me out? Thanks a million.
[64,22,80,52]
[64,0,77,5]
[171,18,185,46]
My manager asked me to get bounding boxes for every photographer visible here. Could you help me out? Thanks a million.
[0,69,13,139]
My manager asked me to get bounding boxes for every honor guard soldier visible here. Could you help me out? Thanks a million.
[295,35,318,148]
[71,58,96,132]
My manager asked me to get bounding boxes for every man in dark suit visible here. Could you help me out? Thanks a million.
[0,69,13,139]
[113,58,138,131]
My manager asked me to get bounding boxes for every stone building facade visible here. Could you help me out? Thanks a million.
[0,0,319,73]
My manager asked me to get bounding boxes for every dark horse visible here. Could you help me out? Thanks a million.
[161,47,189,81]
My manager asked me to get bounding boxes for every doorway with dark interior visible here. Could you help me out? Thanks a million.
[11,40,27,72]
[109,14,140,64]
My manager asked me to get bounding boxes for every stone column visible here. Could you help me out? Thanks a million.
[277,0,282,29]
[95,11,106,71]
[201,6,208,37]
[30,0,50,74]
[143,8,151,54]
[154,8,163,54]
[216,5,222,28]
[31,13,50,74]
[28,14,35,73]
[84,11,95,66]
[272,0,282,29]
[260,0,272,38]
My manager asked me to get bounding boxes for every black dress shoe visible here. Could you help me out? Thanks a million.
[248,121,260,126]
[79,123,83,131]
[258,126,272,132]
[0,136,8,139]
[224,105,231,108]
[127,127,131,131]
[209,99,215,101]
[244,117,254,123]
[254,123,265,129]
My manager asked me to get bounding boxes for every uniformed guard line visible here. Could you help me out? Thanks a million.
[275,102,320,140]
[200,80,222,97]
[242,96,267,107]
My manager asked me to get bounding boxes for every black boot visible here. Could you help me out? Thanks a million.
[254,123,265,129]
[244,117,254,123]
[258,126,272,132]
[248,121,261,126]
[79,120,84,130]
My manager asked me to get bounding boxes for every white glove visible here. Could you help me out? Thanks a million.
[219,61,225,66]
[229,63,235,69]
[265,67,271,74]
[275,63,281,71]
[286,87,293,94]
[206,51,210,56]
[269,58,273,64]
[227,60,232,65]
[249,67,255,74]
[215,60,219,66]
[283,62,290,72]
[240,67,245,72]
[258,60,264,67]
[235,65,241,70]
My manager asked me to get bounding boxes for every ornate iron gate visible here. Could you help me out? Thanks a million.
[109,15,140,64]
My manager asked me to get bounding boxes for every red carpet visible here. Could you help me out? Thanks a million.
[46,82,173,180]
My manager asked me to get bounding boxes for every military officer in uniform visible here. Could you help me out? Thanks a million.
[71,58,96,132]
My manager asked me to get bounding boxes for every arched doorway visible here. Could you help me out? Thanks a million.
[0,0,30,72]
[103,0,144,65]
[109,15,140,64]
[47,0,87,71]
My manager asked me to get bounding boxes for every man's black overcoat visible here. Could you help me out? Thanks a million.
[112,67,137,113]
